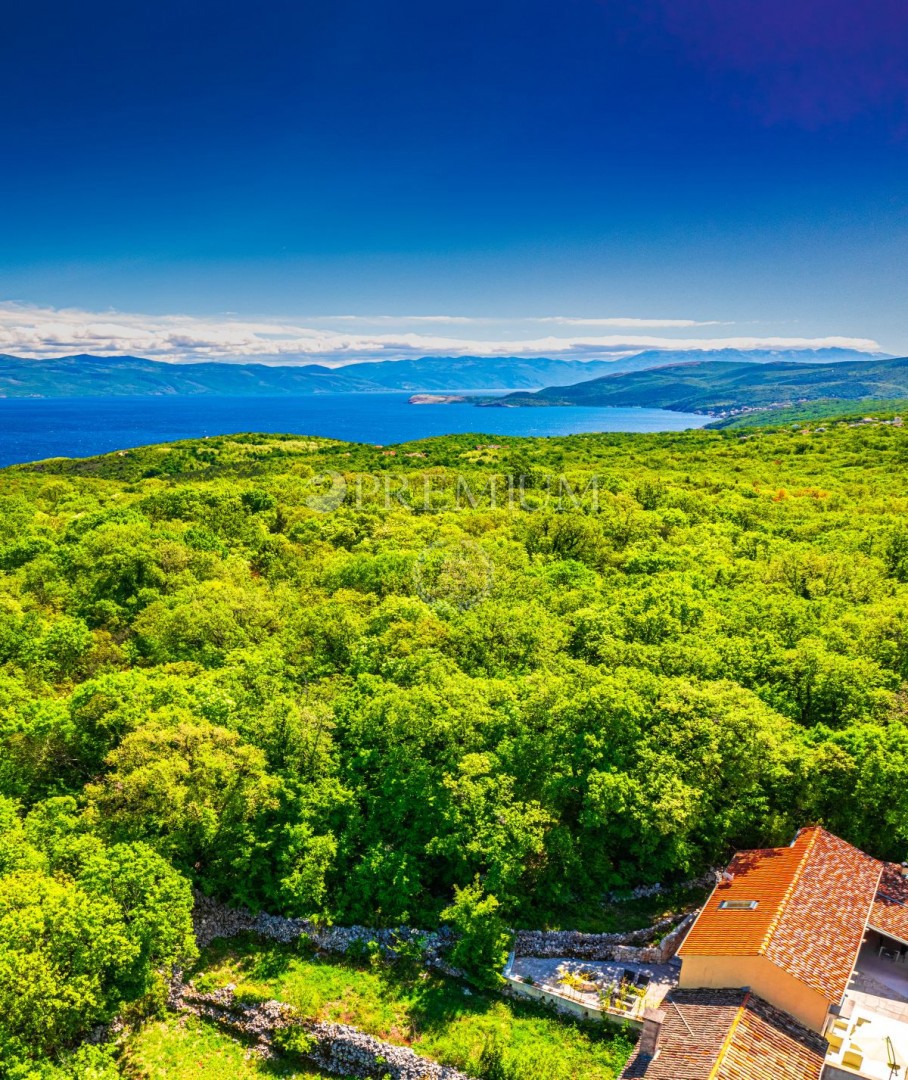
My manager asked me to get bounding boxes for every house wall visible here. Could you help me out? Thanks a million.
[679,954,831,1032]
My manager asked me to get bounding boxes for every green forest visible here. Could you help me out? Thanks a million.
[3,421,908,1075]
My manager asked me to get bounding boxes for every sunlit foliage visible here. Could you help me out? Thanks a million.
[1,421,908,1070]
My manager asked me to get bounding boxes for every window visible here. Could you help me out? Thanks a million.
[718,900,759,911]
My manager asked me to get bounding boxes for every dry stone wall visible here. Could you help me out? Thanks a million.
[307,1021,473,1080]
[170,975,473,1080]
[194,893,696,970]
[605,871,716,904]
[192,892,456,968]
[176,895,699,1077]
[513,909,698,964]
[514,915,674,961]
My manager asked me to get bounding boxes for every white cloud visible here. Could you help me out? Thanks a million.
[308,314,480,324]
[531,317,724,328]
[0,301,882,365]
[303,315,722,328]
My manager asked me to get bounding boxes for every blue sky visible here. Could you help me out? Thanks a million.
[1,0,906,361]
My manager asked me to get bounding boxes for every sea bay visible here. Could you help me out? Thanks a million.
[0,394,710,466]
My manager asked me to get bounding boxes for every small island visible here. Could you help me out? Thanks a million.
[408,393,469,404]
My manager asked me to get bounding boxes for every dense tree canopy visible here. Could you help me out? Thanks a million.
[1,420,907,1070]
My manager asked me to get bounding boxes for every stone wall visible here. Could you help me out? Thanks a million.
[514,914,679,962]
[176,896,703,1075]
[192,892,457,970]
[307,1021,472,1080]
[170,974,474,1080]
[605,871,716,904]
[194,893,696,970]
[513,909,698,964]
[501,974,634,1027]
[655,909,698,960]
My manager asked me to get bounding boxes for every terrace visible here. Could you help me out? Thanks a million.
[504,953,680,1026]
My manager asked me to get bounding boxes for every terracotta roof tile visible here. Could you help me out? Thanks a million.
[620,989,744,1080]
[713,995,827,1080]
[870,862,908,944]
[619,989,826,1080]
[679,827,882,1001]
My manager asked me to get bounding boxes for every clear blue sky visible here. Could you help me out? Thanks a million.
[1,0,907,360]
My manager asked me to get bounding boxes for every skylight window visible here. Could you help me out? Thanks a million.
[718,900,759,911]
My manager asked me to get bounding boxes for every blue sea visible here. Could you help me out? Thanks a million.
[0,394,710,467]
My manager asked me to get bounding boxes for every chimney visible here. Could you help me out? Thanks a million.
[638,1008,667,1058]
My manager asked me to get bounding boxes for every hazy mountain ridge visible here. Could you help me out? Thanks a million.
[0,348,883,398]
[0,353,615,397]
[499,354,908,415]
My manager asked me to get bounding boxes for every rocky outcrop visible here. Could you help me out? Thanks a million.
[170,974,473,1079]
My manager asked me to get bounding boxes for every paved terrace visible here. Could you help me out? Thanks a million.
[847,939,908,1024]
[509,955,680,1020]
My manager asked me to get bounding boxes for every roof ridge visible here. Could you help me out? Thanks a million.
[757,827,820,957]
[706,990,750,1080]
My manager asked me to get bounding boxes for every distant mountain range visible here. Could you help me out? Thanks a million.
[0,347,884,398]
[497,354,908,415]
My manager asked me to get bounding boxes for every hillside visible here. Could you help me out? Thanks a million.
[0,353,619,397]
[0,347,882,398]
[499,354,908,414]
[5,422,908,1073]
[707,398,908,429]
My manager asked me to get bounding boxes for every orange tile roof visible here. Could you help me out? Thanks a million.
[870,862,908,945]
[679,827,882,1002]
[619,989,827,1080]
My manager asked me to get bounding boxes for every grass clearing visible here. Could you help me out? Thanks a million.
[121,1015,347,1079]
[184,934,635,1079]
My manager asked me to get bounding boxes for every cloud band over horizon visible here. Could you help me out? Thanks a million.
[0,302,883,366]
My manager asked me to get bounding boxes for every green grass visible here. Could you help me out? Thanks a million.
[122,1015,347,1079]
[177,934,635,1079]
